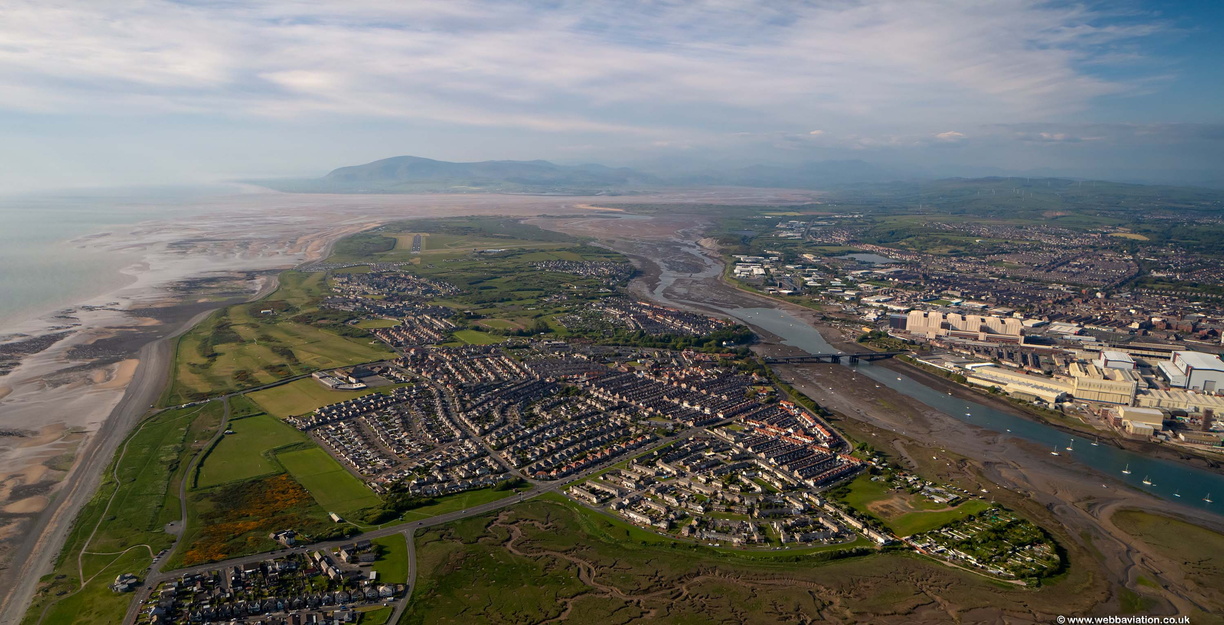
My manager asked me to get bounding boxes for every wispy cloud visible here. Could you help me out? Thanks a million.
[0,0,1165,137]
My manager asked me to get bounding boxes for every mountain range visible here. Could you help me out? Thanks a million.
[254,155,907,195]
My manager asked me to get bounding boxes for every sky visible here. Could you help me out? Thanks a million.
[1,0,1222,192]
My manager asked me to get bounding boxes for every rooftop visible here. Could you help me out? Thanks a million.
[1175,351,1224,372]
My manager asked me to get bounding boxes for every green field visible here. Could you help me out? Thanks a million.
[355,318,401,329]
[399,488,516,522]
[358,606,394,625]
[195,414,310,488]
[22,403,224,625]
[227,393,265,418]
[165,271,392,404]
[371,534,409,584]
[836,473,992,537]
[477,318,523,330]
[450,329,507,345]
[278,447,382,517]
[248,377,381,419]
[887,499,992,537]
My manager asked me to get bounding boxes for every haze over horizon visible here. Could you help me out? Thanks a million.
[2,0,1224,193]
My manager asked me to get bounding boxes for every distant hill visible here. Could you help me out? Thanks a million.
[251,155,1224,196]
[252,155,927,195]
[678,160,905,188]
[257,155,661,195]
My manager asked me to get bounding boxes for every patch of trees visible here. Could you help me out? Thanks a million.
[356,482,440,524]
[493,478,528,491]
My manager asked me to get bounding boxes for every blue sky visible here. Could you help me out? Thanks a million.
[1,0,1222,191]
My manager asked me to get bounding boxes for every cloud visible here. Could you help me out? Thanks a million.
[935,131,966,142]
[808,130,825,136]
[993,123,1224,145]
[0,0,1168,140]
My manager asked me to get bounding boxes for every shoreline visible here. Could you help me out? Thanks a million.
[0,215,353,623]
[0,269,287,625]
[0,189,761,624]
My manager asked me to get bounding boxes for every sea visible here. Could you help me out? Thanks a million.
[0,186,232,335]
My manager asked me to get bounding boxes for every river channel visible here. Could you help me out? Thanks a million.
[725,306,1224,515]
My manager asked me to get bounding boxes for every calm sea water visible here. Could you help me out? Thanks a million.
[0,186,231,334]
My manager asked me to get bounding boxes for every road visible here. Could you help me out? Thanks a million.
[121,424,705,624]
[386,529,417,625]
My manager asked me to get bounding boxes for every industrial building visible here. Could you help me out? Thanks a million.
[1069,362,1139,405]
[1118,406,1164,436]
[1135,389,1224,414]
[1158,351,1224,393]
[965,366,1072,404]
[1096,350,1136,370]
[905,311,1025,344]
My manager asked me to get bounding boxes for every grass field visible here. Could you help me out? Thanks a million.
[227,393,264,418]
[165,271,392,404]
[195,414,310,488]
[371,534,409,584]
[358,606,394,625]
[476,318,523,330]
[399,488,515,522]
[355,318,401,329]
[836,473,992,537]
[450,329,507,345]
[887,499,992,537]
[22,403,223,625]
[247,377,381,419]
[277,447,382,517]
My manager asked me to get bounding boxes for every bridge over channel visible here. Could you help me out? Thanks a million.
[764,351,907,364]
